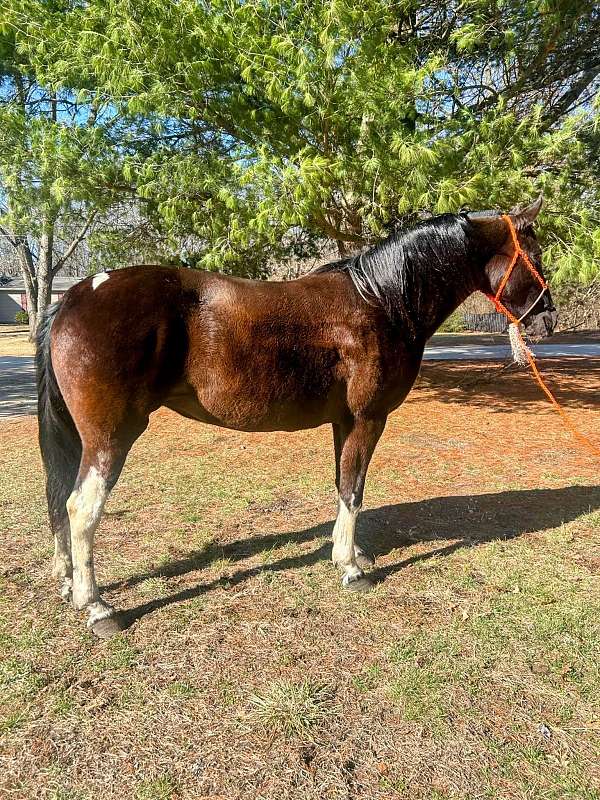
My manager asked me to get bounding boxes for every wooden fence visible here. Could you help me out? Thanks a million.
[461,312,509,333]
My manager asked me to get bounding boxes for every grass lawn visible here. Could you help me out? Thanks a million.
[0,326,35,357]
[0,359,599,800]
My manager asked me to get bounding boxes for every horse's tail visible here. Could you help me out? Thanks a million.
[36,303,81,532]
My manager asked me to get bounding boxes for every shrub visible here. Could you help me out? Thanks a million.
[14,310,29,325]
[438,310,466,334]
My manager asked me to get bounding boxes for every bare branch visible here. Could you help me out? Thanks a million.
[15,236,36,280]
[313,213,367,245]
[542,65,600,127]
[0,224,18,249]
[52,209,98,275]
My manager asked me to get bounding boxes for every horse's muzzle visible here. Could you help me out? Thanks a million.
[525,308,558,339]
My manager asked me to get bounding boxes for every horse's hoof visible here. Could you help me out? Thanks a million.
[59,579,73,603]
[355,551,375,569]
[90,615,124,639]
[342,575,374,593]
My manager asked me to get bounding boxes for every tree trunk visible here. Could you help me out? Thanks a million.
[15,238,39,341]
[25,281,39,341]
[29,99,59,340]
[8,209,93,340]
[35,229,54,335]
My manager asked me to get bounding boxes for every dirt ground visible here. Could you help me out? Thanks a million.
[1,359,599,800]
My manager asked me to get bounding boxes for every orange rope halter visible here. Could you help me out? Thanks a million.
[485,214,600,459]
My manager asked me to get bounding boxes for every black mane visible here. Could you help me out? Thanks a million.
[315,212,494,329]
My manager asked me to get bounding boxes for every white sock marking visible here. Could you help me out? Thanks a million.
[67,467,108,609]
[332,498,361,572]
[60,577,73,601]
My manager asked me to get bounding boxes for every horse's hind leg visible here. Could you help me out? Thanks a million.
[46,457,79,603]
[52,522,73,602]
[68,457,112,628]
[68,425,144,637]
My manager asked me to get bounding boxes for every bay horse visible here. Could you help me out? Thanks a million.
[36,197,557,638]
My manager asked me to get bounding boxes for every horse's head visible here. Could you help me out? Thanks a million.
[469,196,558,339]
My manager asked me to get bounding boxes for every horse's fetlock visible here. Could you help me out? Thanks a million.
[331,545,349,570]
[52,556,71,581]
[72,583,97,611]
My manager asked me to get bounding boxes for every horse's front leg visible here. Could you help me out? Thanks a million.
[332,422,375,570]
[331,416,386,591]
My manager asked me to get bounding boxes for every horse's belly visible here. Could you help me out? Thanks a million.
[163,381,333,432]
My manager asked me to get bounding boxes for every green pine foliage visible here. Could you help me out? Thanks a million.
[1,1,599,283]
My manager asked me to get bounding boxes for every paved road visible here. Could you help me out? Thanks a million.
[2,342,600,419]
[423,342,600,361]
[0,356,37,418]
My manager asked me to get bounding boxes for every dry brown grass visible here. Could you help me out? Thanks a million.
[0,327,34,356]
[1,360,599,800]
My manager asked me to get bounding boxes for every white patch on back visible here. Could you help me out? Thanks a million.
[92,272,109,290]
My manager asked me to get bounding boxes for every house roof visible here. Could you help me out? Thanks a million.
[0,276,84,291]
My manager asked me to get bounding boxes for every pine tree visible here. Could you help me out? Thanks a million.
[2,0,599,298]
[0,26,132,335]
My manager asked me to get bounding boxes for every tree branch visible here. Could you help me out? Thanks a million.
[541,65,600,127]
[52,209,98,275]
[313,213,367,245]
[0,224,18,249]
[0,226,36,280]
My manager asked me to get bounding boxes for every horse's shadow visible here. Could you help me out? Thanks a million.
[109,484,599,630]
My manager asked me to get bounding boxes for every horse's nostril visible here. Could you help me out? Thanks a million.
[525,309,557,340]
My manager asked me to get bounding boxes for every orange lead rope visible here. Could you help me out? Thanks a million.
[485,215,600,459]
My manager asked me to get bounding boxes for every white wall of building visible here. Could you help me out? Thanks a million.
[0,292,24,323]
[0,291,66,323]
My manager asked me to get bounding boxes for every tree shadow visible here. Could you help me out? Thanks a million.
[110,484,600,631]
[414,358,600,412]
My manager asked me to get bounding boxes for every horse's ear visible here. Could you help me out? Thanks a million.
[509,194,543,231]
[467,212,508,249]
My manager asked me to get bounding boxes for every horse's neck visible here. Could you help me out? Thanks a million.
[406,251,484,342]
[419,282,478,341]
